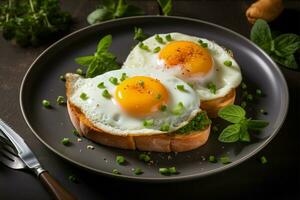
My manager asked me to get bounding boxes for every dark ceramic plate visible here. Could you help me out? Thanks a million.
[20,16,288,182]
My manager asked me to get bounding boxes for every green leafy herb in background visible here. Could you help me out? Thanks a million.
[75,35,120,78]
[87,0,144,25]
[218,105,268,143]
[0,0,72,47]
[251,19,300,69]
[134,27,148,42]
[157,0,172,16]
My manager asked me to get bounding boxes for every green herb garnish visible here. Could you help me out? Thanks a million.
[260,109,267,115]
[102,89,111,99]
[72,130,80,137]
[160,123,170,131]
[218,105,269,143]
[176,85,187,92]
[76,68,84,75]
[201,43,208,48]
[112,169,121,174]
[133,168,143,175]
[246,94,253,101]
[139,153,151,162]
[61,138,71,146]
[80,93,89,100]
[97,82,106,89]
[139,42,151,52]
[220,156,231,164]
[134,27,148,41]
[138,80,144,87]
[68,175,79,183]
[155,34,165,44]
[172,102,185,115]
[56,96,65,105]
[87,0,144,25]
[42,100,51,108]
[208,155,217,163]
[241,82,247,90]
[260,156,268,164]
[256,89,262,96]
[109,77,119,85]
[120,73,128,81]
[177,112,211,134]
[168,167,177,174]
[157,0,172,16]
[156,94,162,99]
[207,82,217,94]
[250,19,300,69]
[160,105,167,112]
[59,75,66,82]
[159,167,178,175]
[153,46,161,53]
[143,119,154,127]
[223,60,232,67]
[116,155,126,165]
[165,34,173,41]
[75,35,120,78]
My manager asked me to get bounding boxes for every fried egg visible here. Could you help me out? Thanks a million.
[123,32,242,100]
[68,68,201,136]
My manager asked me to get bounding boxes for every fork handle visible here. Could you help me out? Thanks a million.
[39,171,76,200]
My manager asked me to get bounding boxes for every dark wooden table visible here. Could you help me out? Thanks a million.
[0,0,299,199]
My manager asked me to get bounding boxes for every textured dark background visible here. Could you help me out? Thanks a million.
[0,0,299,199]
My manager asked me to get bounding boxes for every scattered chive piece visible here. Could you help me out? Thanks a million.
[97,82,105,89]
[109,77,118,85]
[224,60,232,67]
[138,80,144,87]
[165,34,172,41]
[172,102,185,115]
[139,42,151,52]
[68,175,79,183]
[133,168,143,175]
[56,96,65,104]
[256,89,262,96]
[120,73,128,81]
[207,82,217,94]
[143,119,154,127]
[72,130,80,137]
[80,93,89,100]
[241,101,247,108]
[112,169,121,174]
[198,39,203,44]
[153,46,161,53]
[208,155,217,163]
[246,94,253,101]
[155,34,165,44]
[260,109,268,115]
[220,156,231,164]
[160,105,167,111]
[59,75,66,81]
[260,156,268,164]
[139,153,151,162]
[76,68,84,75]
[168,167,177,174]
[61,138,70,146]
[159,168,169,175]
[102,89,111,99]
[201,43,208,48]
[177,85,186,92]
[116,155,126,165]
[42,100,51,108]
[241,82,247,90]
[160,123,170,131]
[156,94,162,99]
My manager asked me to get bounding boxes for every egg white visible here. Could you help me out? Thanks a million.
[123,32,242,101]
[68,68,201,136]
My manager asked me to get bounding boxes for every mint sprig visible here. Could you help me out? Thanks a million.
[218,105,268,143]
[250,19,300,69]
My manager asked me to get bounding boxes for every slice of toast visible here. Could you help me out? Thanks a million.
[66,73,211,152]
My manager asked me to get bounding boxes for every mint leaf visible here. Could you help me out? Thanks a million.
[157,0,172,16]
[247,120,269,130]
[218,124,241,143]
[239,124,250,142]
[272,53,298,69]
[75,56,95,67]
[97,35,112,54]
[218,105,246,123]
[250,19,272,53]
[121,4,144,17]
[274,34,300,57]
[87,8,113,25]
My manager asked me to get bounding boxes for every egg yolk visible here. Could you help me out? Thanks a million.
[159,41,213,76]
[115,76,169,117]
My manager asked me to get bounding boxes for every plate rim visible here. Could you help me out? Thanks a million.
[19,15,289,182]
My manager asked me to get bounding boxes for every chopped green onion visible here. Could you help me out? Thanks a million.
[139,153,151,162]
[59,75,66,81]
[160,105,167,111]
[168,167,177,174]
[198,40,203,44]
[112,169,121,174]
[241,101,247,108]
[159,168,169,175]
[224,60,232,67]
[155,34,165,44]
[143,119,154,127]
[72,130,80,137]
[201,43,208,48]
[120,73,128,81]
[220,156,231,164]
[153,46,161,53]
[165,34,172,41]
[97,82,105,89]
[133,168,143,175]
[56,96,65,104]
[260,156,268,164]
[241,82,247,90]
[188,83,194,88]
[109,77,119,85]
[76,68,84,75]
[138,80,144,87]
[42,100,51,108]
[246,94,253,101]
[80,93,89,100]
[139,42,151,52]
[61,138,70,146]
[172,102,185,115]
[102,89,111,99]
[207,82,217,94]
[160,123,170,131]
[156,94,162,99]
[177,85,186,92]
[208,155,217,163]
[116,155,126,165]
[256,89,262,96]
